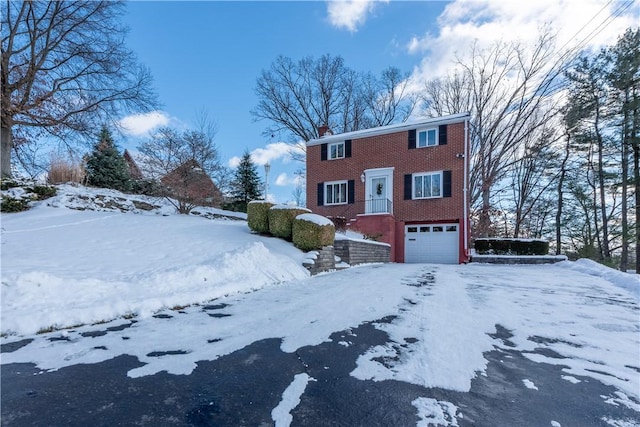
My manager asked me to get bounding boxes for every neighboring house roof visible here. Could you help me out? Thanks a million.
[123,149,143,180]
[160,159,222,207]
[306,112,470,146]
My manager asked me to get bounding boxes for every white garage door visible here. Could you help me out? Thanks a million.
[405,223,459,264]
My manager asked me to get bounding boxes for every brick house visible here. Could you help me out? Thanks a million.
[161,159,223,208]
[306,112,471,264]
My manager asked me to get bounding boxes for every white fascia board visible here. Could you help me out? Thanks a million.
[306,112,471,147]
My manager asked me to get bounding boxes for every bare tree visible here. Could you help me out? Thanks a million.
[252,55,414,162]
[422,71,472,117]
[422,30,566,237]
[137,124,224,213]
[509,127,560,238]
[363,67,417,126]
[1,0,157,177]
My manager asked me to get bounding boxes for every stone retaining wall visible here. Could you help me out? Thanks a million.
[334,239,390,265]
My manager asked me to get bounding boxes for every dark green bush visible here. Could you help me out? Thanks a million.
[474,239,490,253]
[269,205,311,241]
[292,214,335,251]
[474,238,550,255]
[29,185,57,200]
[1,196,30,213]
[0,179,21,191]
[247,201,274,234]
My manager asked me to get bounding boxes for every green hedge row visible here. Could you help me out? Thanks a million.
[474,238,549,255]
[246,202,335,251]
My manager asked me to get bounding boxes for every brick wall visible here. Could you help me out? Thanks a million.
[306,121,468,225]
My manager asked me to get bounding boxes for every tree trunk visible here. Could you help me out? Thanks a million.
[619,100,629,272]
[556,133,571,255]
[477,187,492,237]
[1,125,12,178]
[634,119,640,274]
[595,114,611,261]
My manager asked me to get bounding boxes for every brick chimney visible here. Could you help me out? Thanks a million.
[317,124,332,138]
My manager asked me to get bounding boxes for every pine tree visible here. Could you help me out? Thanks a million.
[228,150,263,212]
[85,126,132,192]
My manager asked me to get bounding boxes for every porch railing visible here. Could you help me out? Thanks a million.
[327,198,393,231]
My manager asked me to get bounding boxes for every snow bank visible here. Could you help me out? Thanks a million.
[1,186,308,335]
[557,259,640,297]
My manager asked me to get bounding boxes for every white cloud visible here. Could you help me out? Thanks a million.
[275,172,304,187]
[228,142,296,168]
[327,0,387,32]
[119,111,170,136]
[407,0,638,85]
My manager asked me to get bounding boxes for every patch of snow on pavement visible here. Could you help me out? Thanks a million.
[271,373,315,427]
[413,397,460,427]
[601,417,640,427]
[561,375,581,384]
[352,267,497,391]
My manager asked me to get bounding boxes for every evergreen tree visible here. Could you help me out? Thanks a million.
[228,150,262,212]
[85,126,132,192]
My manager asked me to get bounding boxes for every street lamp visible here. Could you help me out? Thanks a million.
[264,162,271,201]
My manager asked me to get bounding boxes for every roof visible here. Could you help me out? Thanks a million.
[306,112,470,147]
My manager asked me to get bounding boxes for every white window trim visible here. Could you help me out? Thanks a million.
[325,180,348,205]
[417,127,438,148]
[328,141,345,160]
[412,171,443,199]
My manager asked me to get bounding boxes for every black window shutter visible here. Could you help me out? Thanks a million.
[439,124,448,145]
[317,182,324,206]
[404,174,412,200]
[320,143,328,161]
[408,129,416,149]
[347,180,355,204]
[443,171,452,197]
[345,140,352,158]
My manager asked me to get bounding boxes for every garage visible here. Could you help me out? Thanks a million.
[405,223,459,264]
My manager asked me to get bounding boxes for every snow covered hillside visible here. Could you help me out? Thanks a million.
[1,184,310,336]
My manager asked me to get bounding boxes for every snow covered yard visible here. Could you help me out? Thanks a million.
[1,185,639,426]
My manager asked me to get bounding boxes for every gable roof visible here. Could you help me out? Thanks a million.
[306,112,470,147]
[123,149,143,180]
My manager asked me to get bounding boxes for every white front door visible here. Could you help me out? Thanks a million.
[364,168,394,214]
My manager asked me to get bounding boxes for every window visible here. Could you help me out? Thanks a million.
[413,172,442,199]
[417,128,437,148]
[329,142,345,160]
[325,181,348,205]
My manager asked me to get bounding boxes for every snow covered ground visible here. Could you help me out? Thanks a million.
[1,185,639,426]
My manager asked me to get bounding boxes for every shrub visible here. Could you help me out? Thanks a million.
[0,179,21,191]
[29,185,57,200]
[474,238,550,255]
[48,156,85,184]
[247,201,274,234]
[269,205,311,241]
[292,214,335,251]
[1,196,30,213]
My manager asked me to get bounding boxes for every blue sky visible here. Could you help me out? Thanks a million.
[118,0,637,204]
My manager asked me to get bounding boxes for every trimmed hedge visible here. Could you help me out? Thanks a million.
[292,214,335,252]
[247,200,274,234]
[475,238,549,255]
[269,205,311,241]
